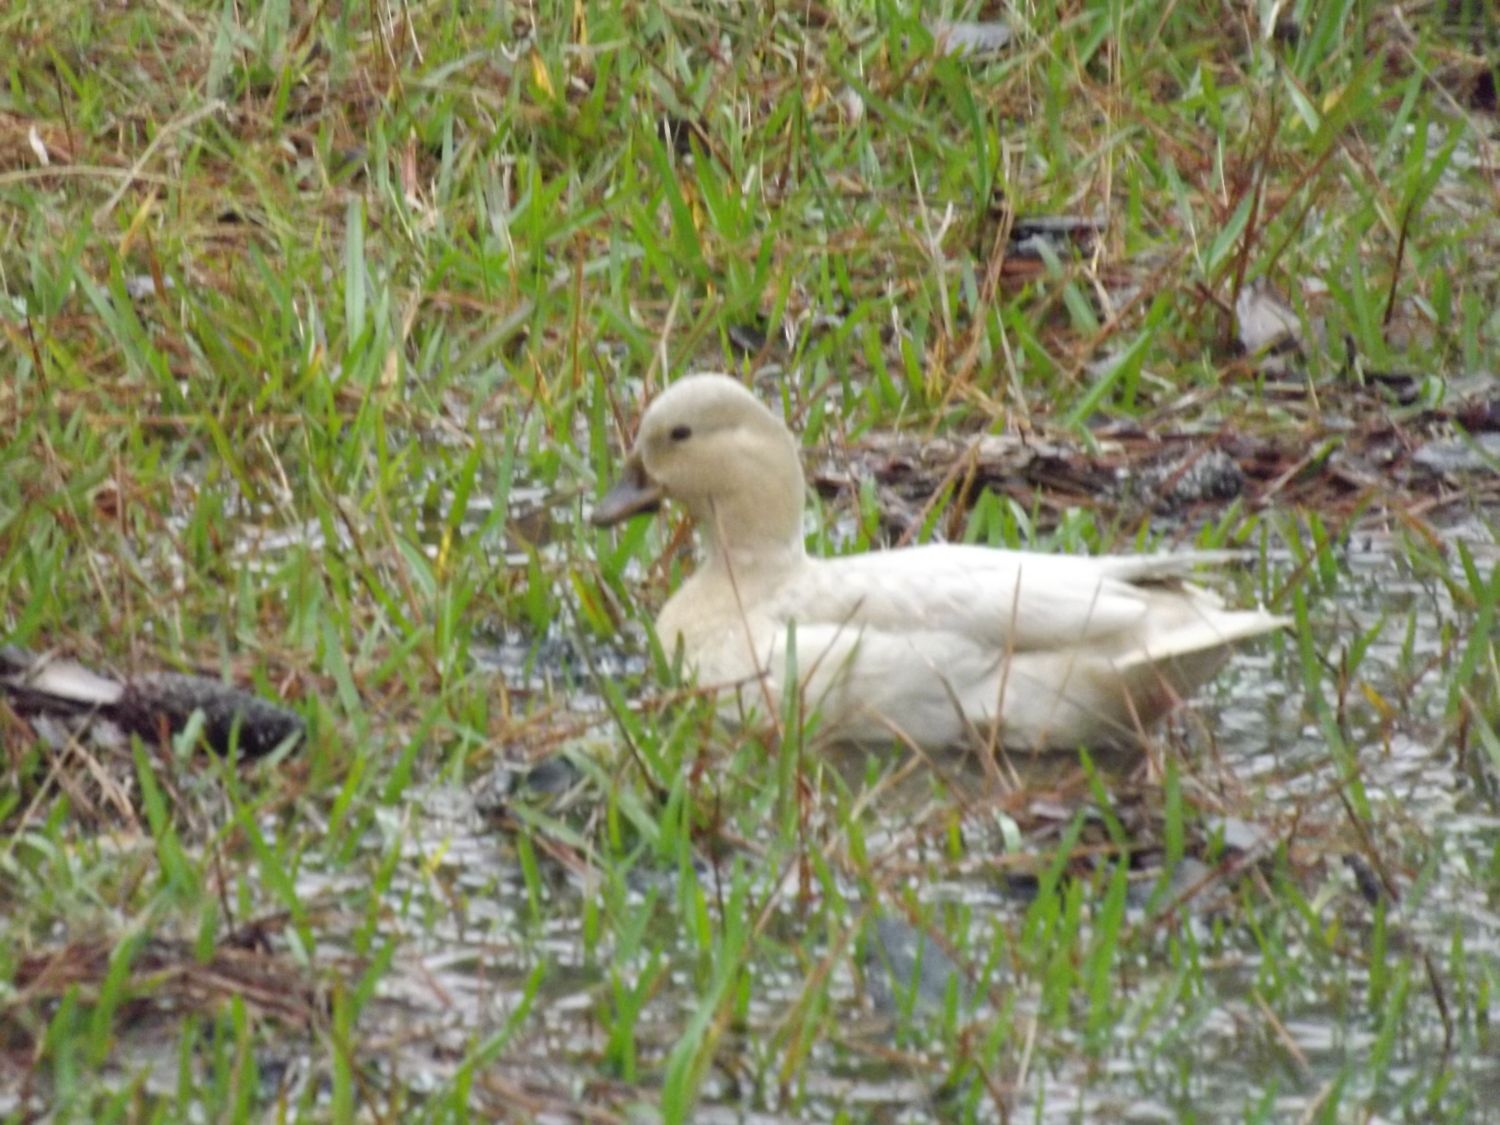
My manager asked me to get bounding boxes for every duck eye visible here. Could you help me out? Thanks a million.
[669,425,692,442]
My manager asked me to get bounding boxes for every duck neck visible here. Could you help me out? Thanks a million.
[694,460,808,578]
[679,413,808,578]
[702,529,807,581]
[697,496,807,573]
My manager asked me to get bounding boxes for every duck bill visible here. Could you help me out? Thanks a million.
[590,455,664,526]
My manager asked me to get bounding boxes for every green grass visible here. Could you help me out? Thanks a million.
[3,0,1499,1120]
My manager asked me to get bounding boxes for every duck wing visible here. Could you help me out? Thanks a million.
[745,547,1282,748]
[762,545,1228,654]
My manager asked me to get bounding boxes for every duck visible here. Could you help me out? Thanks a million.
[591,373,1288,751]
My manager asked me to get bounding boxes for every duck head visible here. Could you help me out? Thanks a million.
[591,374,806,559]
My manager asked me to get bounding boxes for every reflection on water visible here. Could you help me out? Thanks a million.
[354,518,1492,1118]
[367,519,1498,1119]
[23,515,1490,1120]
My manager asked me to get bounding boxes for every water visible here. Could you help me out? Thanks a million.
[9,498,1493,1122]
[342,513,1495,1120]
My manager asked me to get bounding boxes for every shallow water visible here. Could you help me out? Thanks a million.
[13,507,1492,1122]
[315,513,1496,1120]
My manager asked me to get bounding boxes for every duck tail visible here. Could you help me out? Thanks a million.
[1116,608,1291,673]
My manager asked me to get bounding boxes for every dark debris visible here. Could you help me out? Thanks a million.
[813,373,1500,535]
[1,646,304,758]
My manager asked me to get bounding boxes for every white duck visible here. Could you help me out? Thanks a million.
[592,374,1287,751]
